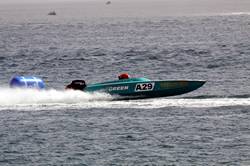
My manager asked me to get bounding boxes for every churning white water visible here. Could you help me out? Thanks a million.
[0,88,249,110]
[0,88,112,106]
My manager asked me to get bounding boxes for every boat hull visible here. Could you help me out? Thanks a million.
[85,79,205,99]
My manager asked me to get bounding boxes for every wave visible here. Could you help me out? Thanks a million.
[0,88,249,110]
[218,12,250,16]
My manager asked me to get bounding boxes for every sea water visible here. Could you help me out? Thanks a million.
[0,1,250,165]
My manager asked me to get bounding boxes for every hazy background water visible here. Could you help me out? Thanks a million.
[0,1,250,165]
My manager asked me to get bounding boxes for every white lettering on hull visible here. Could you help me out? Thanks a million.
[108,86,129,91]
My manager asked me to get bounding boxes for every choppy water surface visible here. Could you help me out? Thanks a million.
[0,2,250,165]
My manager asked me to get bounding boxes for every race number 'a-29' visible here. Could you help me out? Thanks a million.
[135,82,155,92]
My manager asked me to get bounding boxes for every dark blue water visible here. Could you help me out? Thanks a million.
[0,3,250,165]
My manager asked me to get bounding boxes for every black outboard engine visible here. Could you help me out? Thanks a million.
[66,80,86,90]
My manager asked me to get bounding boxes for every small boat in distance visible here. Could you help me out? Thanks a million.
[48,11,56,16]
[106,1,111,5]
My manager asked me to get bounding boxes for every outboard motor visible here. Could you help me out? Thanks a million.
[9,76,45,89]
[66,80,86,90]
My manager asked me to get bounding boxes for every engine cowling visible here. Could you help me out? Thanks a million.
[66,80,86,90]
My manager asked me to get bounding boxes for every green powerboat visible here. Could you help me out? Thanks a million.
[66,74,206,99]
[9,74,205,99]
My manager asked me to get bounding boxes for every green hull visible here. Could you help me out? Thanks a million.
[85,78,205,99]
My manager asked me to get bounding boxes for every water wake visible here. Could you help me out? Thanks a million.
[0,88,249,110]
[0,88,112,107]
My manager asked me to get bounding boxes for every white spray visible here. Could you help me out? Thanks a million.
[0,87,249,110]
